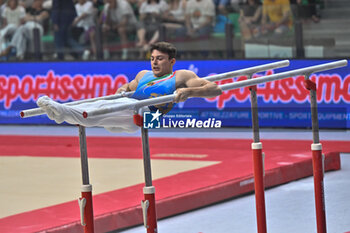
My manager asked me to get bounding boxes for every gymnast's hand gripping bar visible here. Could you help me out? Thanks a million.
[20,60,289,118]
[84,60,347,118]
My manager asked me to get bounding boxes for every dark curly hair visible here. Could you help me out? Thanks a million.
[150,42,177,60]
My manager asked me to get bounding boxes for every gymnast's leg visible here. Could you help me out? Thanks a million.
[37,96,140,133]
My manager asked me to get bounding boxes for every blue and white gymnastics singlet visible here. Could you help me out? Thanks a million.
[131,71,176,114]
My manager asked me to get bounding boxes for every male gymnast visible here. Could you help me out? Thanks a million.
[37,41,222,132]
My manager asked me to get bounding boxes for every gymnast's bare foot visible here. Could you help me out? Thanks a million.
[37,96,65,123]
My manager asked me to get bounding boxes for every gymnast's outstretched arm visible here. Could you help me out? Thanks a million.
[174,70,222,103]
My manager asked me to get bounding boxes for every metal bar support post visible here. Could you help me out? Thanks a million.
[248,76,267,233]
[140,124,157,233]
[78,125,95,233]
[304,76,327,233]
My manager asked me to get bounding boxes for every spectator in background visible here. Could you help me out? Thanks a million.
[52,0,82,60]
[162,0,186,39]
[0,0,49,60]
[92,0,104,12]
[42,0,52,9]
[213,0,230,15]
[72,0,97,60]
[136,0,168,52]
[0,0,7,27]
[20,0,33,8]
[239,0,262,39]
[306,0,320,23]
[91,0,104,21]
[260,0,293,35]
[181,0,215,38]
[0,0,26,54]
[0,0,5,11]
[100,0,138,60]
[20,0,52,11]
[127,0,144,17]
[290,0,319,23]
[231,0,243,13]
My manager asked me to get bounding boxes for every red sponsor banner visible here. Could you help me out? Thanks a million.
[0,69,349,110]
[0,70,128,109]
[206,70,350,109]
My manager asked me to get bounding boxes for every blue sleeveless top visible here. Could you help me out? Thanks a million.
[131,71,177,114]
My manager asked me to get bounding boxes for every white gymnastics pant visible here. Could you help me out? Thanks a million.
[37,96,141,133]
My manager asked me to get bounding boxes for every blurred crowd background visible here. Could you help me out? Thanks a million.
[0,0,348,61]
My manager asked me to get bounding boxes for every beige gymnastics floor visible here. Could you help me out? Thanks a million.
[0,155,219,218]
